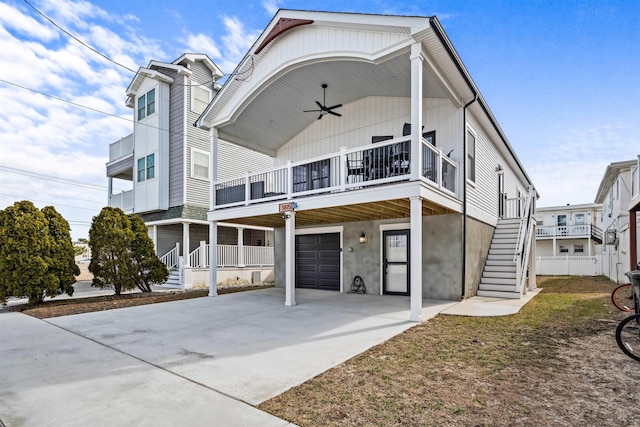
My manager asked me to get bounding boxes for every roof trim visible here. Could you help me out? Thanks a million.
[594,159,636,203]
[173,53,224,78]
[125,68,175,97]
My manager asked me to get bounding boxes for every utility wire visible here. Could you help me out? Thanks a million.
[0,185,105,204]
[0,165,107,190]
[22,0,253,86]
[0,78,213,146]
[0,193,102,211]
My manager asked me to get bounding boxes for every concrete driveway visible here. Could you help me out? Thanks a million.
[0,288,456,426]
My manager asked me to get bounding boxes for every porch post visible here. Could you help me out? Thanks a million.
[237,227,246,268]
[183,222,190,267]
[410,196,423,321]
[208,221,218,296]
[285,210,296,306]
[552,235,557,256]
[410,42,424,182]
[151,225,158,253]
[107,177,113,204]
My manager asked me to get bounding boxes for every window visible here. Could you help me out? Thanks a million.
[137,154,155,182]
[137,88,156,120]
[466,130,476,182]
[557,214,567,226]
[559,245,568,253]
[191,148,209,180]
[575,213,585,225]
[574,244,584,253]
[191,83,211,114]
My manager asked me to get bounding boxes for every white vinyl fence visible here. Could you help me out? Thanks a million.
[536,255,602,276]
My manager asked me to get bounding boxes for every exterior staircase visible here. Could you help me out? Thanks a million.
[164,268,182,288]
[477,218,522,299]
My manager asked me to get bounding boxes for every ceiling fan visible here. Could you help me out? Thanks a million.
[303,83,342,120]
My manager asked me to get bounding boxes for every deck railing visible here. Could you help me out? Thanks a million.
[108,133,134,163]
[108,190,133,212]
[186,244,274,268]
[159,243,179,270]
[536,224,603,241]
[213,136,458,208]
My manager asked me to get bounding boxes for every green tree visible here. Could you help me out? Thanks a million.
[42,206,79,298]
[128,214,168,292]
[0,201,57,304]
[73,244,87,257]
[89,207,136,295]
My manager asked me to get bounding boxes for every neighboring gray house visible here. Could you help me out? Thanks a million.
[535,203,603,257]
[106,54,275,287]
[195,10,539,320]
[595,158,640,283]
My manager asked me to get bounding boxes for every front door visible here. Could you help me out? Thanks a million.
[383,230,410,295]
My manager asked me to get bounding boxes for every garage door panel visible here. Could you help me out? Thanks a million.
[296,233,340,291]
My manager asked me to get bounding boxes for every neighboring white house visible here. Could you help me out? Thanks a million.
[595,158,640,284]
[106,53,276,287]
[534,203,603,276]
[195,10,539,320]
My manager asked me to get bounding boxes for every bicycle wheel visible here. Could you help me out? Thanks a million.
[611,284,634,312]
[616,314,640,362]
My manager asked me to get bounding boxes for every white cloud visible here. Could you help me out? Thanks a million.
[0,2,58,41]
[262,0,282,16]
[184,33,222,60]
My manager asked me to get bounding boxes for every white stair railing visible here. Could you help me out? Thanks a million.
[513,186,536,294]
[159,243,180,270]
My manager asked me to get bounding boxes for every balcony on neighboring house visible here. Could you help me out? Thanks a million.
[107,133,135,213]
[536,224,603,244]
[213,135,458,209]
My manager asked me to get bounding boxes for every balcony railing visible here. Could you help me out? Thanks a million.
[536,224,603,243]
[187,244,274,268]
[213,136,458,207]
[109,133,134,163]
[109,190,133,212]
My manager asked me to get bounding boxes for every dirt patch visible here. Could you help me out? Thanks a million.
[8,285,273,319]
[259,276,640,426]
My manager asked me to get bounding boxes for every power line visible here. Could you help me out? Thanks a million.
[0,165,107,190]
[0,193,103,211]
[0,78,213,147]
[0,185,105,204]
[21,0,252,86]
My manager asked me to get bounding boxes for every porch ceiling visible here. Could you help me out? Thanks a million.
[218,56,453,155]
[223,198,455,228]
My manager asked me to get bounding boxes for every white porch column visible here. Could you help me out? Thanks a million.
[237,227,246,268]
[410,42,424,182]
[151,225,158,253]
[588,234,592,256]
[284,210,296,306]
[552,235,557,256]
[410,196,423,321]
[208,221,218,297]
[107,177,113,204]
[182,222,190,267]
[209,127,218,209]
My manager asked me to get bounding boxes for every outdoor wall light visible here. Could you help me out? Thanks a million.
[359,232,367,244]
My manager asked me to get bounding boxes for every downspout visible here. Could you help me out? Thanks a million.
[461,94,477,299]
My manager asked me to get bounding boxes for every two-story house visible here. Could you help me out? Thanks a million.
[534,203,603,275]
[595,158,640,283]
[195,10,539,320]
[106,53,275,287]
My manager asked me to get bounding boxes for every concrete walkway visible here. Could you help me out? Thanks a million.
[441,288,542,316]
[0,288,456,426]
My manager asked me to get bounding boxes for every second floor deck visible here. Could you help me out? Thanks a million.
[536,224,603,244]
[213,135,458,210]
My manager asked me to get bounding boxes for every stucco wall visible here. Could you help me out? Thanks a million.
[464,217,495,297]
[273,214,473,301]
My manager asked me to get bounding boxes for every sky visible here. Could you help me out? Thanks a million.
[0,0,638,240]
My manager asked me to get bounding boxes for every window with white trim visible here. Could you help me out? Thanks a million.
[466,130,476,182]
[137,88,156,120]
[559,245,568,253]
[191,83,211,114]
[137,153,155,182]
[574,244,584,253]
[575,213,585,225]
[191,148,209,180]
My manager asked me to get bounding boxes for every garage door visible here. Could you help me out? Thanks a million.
[296,233,340,290]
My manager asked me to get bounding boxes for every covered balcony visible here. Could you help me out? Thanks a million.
[106,133,134,213]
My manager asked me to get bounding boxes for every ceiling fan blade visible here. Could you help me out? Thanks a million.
[303,109,322,113]
[326,104,342,110]
[318,114,323,120]
[327,110,342,117]
[315,101,324,109]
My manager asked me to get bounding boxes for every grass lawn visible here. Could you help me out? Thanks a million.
[258,276,639,426]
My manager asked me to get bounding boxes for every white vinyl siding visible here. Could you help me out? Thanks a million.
[217,140,274,181]
[466,129,476,183]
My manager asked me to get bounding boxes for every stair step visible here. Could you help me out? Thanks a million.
[486,259,515,266]
[478,282,517,291]
[482,271,516,279]
[485,265,517,272]
[480,277,516,285]
[489,248,514,255]
[491,243,516,250]
[476,290,522,299]
[498,218,521,225]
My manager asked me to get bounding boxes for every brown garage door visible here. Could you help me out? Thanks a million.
[295,233,340,290]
